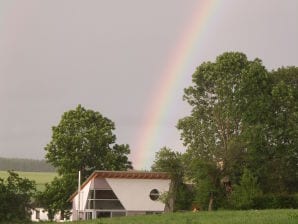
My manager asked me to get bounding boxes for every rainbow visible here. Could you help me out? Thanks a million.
[133,0,220,169]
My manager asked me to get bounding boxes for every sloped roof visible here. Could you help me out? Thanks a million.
[69,170,170,201]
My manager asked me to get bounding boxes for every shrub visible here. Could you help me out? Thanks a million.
[175,183,194,211]
[229,168,262,209]
[0,171,36,222]
[252,194,298,209]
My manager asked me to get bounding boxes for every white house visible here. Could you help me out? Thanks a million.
[31,208,68,222]
[31,208,49,222]
[69,170,171,221]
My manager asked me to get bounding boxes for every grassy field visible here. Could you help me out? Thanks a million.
[0,170,57,191]
[68,210,298,224]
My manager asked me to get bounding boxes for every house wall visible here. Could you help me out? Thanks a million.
[106,178,170,211]
[31,208,65,222]
[72,180,92,220]
[31,208,49,222]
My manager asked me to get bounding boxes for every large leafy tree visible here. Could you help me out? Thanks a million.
[177,52,298,209]
[177,52,270,209]
[0,171,36,222]
[269,67,298,193]
[40,105,132,218]
[45,104,132,180]
[251,66,298,193]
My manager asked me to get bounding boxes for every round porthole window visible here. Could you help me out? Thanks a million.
[149,189,160,201]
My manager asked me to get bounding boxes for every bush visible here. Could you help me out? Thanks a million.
[252,194,298,209]
[175,183,194,211]
[0,171,36,222]
[229,168,262,209]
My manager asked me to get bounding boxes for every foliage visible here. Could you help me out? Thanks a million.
[158,183,194,212]
[243,66,298,194]
[0,171,36,222]
[151,147,192,211]
[177,52,298,209]
[177,52,269,209]
[183,153,222,211]
[175,183,194,211]
[40,105,132,219]
[151,147,184,181]
[252,194,298,209]
[36,174,75,221]
[258,67,298,193]
[45,104,132,180]
[229,168,262,209]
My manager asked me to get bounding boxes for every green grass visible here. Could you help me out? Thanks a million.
[69,210,298,224]
[0,170,57,191]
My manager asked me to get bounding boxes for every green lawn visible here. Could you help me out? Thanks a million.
[69,210,297,224]
[0,170,57,191]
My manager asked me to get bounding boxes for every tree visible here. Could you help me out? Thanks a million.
[40,105,133,217]
[45,104,132,180]
[151,147,193,211]
[183,152,222,211]
[36,174,75,221]
[177,52,270,209]
[0,171,36,222]
[269,67,298,193]
[250,66,298,193]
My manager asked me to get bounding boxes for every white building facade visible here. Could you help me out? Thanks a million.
[31,208,67,222]
[69,171,171,221]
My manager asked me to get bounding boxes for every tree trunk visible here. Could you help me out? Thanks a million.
[165,181,175,212]
[208,192,214,211]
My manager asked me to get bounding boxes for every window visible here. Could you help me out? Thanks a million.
[96,211,111,218]
[86,200,124,210]
[86,189,125,210]
[87,190,117,199]
[149,189,160,201]
[95,190,117,199]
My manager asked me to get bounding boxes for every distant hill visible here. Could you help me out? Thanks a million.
[0,157,55,172]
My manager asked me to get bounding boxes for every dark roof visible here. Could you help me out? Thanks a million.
[69,170,170,201]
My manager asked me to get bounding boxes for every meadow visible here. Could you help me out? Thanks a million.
[71,210,297,224]
[0,170,57,191]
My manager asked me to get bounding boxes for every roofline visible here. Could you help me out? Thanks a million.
[68,170,170,201]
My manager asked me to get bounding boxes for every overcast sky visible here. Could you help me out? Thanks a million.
[1,0,297,169]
